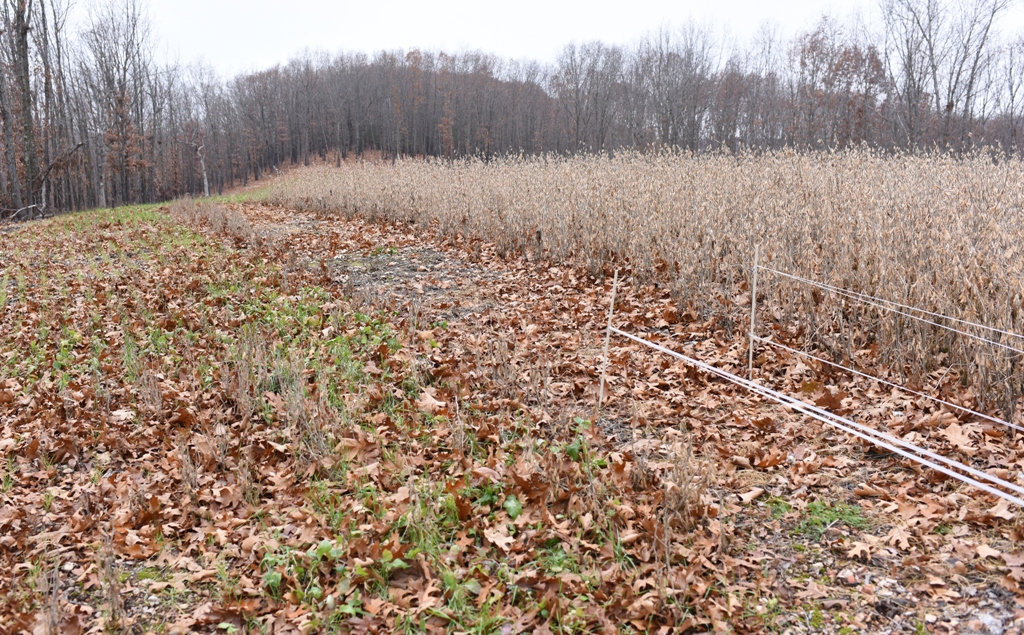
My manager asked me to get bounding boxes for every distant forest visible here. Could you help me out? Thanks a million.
[1,0,1022,215]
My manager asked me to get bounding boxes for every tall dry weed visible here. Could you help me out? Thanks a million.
[168,197,256,246]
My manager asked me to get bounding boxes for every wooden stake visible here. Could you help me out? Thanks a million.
[598,270,619,418]
[749,245,759,380]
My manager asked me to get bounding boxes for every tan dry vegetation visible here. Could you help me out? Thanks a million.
[270,151,1024,415]
[168,197,258,246]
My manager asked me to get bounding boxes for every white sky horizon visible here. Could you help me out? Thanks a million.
[80,0,1024,79]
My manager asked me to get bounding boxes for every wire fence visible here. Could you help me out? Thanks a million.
[757,266,1024,357]
[601,261,1024,507]
[755,336,1024,433]
[607,326,1024,507]
[750,263,1023,431]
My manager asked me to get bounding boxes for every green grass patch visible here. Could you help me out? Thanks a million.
[767,496,792,518]
[796,501,868,539]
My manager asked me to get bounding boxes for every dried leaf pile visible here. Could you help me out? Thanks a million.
[1,199,1023,634]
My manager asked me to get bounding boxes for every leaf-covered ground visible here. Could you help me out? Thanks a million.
[1,200,1023,634]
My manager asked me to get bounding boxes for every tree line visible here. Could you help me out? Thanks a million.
[1,0,1022,216]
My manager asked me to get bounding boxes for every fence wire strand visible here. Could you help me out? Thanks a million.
[758,266,1024,357]
[754,335,1024,433]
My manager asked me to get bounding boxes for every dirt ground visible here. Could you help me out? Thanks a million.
[237,203,1024,634]
[1,200,1022,634]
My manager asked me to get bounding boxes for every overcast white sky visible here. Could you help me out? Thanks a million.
[135,0,1024,78]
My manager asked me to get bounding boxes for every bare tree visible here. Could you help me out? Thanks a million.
[0,2,1018,218]
[882,0,1010,151]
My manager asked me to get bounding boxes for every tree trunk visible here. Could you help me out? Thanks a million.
[196,144,210,197]
[13,0,37,204]
[0,53,22,209]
